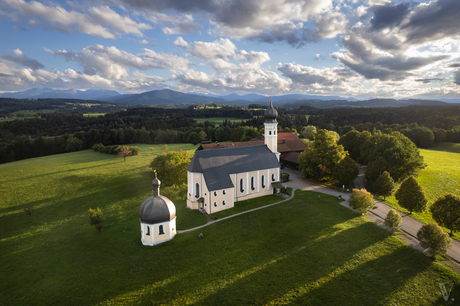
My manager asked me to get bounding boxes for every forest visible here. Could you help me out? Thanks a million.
[1,97,460,164]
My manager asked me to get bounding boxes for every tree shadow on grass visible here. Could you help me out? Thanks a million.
[173,220,386,305]
[0,169,152,243]
[292,245,440,305]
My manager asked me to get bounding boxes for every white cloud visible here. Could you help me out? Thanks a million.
[3,0,150,38]
[173,37,188,47]
[47,45,192,79]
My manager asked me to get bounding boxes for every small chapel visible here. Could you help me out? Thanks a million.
[186,98,282,214]
[139,173,177,246]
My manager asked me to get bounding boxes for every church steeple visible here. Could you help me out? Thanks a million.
[264,96,279,159]
[264,95,278,122]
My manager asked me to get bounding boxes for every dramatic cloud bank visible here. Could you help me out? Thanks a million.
[1,0,460,99]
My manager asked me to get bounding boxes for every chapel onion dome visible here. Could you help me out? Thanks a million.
[264,96,278,123]
[139,175,176,224]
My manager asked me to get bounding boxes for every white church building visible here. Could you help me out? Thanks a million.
[186,98,282,214]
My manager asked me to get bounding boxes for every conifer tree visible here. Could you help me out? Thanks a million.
[430,194,460,236]
[395,176,428,214]
[374,171,396,200]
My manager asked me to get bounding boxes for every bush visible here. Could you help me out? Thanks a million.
[384,209,402,233]
[88,207,103,233]
[281,173,290,182]
[417,223,452,257]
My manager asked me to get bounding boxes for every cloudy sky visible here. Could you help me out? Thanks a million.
[1,0,460,99]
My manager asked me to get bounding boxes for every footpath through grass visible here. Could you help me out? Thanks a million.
[379,143,460,239]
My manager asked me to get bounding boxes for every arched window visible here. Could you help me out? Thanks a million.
[274,131,276,135]
[159,225,165,235]
[195,183,200,198]
[145,225,150,236]
[251,176,255,190]
[214,191,217,196]
[262,175,265,188]
[223,200,226,205]
[223,189,226,195]
[240,178,244,193]
[269,131,272,135]
[214,202,217,207]
[272,173,276,181]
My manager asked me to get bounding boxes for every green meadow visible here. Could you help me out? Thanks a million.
[193,117,249,125]
[1,145,460,305]
[83,113,107,117]
[381,143,460,239]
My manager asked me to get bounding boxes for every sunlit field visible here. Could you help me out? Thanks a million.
[381,143,460,239]
[1,146,459,305]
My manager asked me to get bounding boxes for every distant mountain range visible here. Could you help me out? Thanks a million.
[1,87,459,108]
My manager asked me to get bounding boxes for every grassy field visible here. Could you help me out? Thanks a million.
[380,142,460,239]
[83,113,107,117]
[193,117,249,125]
[431,142,460,154]
[1,146,460,304]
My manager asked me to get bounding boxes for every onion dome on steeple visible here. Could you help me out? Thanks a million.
[264,96,278,123]
[139,171,176,224]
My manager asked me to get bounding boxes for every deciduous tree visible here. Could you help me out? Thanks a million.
[417,223,452,257]
[374,171,396,200]
[384,209,402,233]
[298,129,347,181]
[118,146,132,162]
[395,176,428,214]
[332,156,359,187]
[348,188,376,214]
[150,150,191,186]
[430,194,460,236]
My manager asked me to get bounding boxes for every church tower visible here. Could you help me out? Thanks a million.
[264,96,280,160]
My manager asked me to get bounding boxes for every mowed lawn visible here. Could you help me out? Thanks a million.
[382,143,460,239]
[1,147,460,305]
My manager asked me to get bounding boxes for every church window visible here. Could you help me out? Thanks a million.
[272,173,276,181]
[214,202,217,207]
[223,189,226,195]
[214,191,217,196]
[251,176,255,190]
[269,131,272,135]
[145,226,150,236]
[223,200,226,205]
[159,225,165,235]
[262,175,265,188]
[274,131,276,135]
[240,178,244,193]
[195,183,200,198]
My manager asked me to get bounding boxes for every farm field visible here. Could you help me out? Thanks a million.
[193,117,249,125]
[1,146,460,304]
[381,142,460,239]
[83,113,107,117]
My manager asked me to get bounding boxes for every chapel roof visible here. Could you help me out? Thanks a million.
[139,178,176,224]
[188,145,280,191]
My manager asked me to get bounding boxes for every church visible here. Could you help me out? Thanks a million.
[186,98,282,214]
